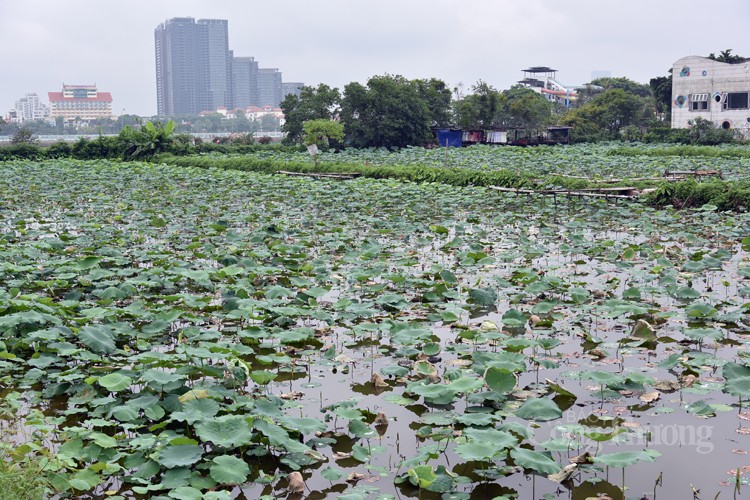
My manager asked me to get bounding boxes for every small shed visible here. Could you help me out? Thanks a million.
[546,126,572,144]
[435,129,463,148]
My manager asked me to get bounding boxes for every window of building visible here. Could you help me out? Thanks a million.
[689,94,708,111]
[724,92,749,110]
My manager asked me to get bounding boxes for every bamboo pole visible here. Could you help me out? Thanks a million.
[488,186,638,200]
[277,171,361,179]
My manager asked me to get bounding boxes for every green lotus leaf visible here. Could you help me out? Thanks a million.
[545,379,576,399]
[724,376,750,398]
[422,342,441,356]
[349,419,377,439]
[484,367,517,393]
[78,325,116,354]
[407,382,455,404]
[462,428,517,449]
[501,308,527,328]
[89,432,117,448]
[142,369,185,386]
[250,370,277,385]
[723,362,750,381]
[468,288,497,306]
[171,398,220,425]
[510,448,561,475]
[321,466,347,481]
[209,455,250,484]
[407,464,437,488]
[157,445,203,468]
[591,449,661,468]
[453,441,504,461]
[685,400,715,416]
[685,302,718,318]
[515,398,562,421]
[276,416,327,435]
[196,415,254,448]
[381,364,410,378]
[253,420,309,453]
[414,360,438,376]
[160,467,191,489]
[447,376,484,394]
[97,373,132,392]
[169,486,204,500]
[203,492,233,500]
[584,371,625,387]
[683,328,723,341]
[453,412,494,426]
[674,286,701,299]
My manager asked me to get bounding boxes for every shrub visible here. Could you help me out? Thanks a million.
[71,136,122,160]
[45,141,72,158]
[0,451,49,500]
[0,143,45,161]
[10,127,37,145]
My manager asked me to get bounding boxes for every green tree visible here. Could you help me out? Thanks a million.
[302,119,344,150]
[708,49,746,64]
[280,84,340,143]
[413,78,453,127]
[259,114,280,132]
[503,86,552,131]
[11,127,37,144]
[454,81,505,128]
[562,88,649,140]
[119,120,175,160]
[589,77,652,98]
[340,75,433,149]
[649,73,672,118]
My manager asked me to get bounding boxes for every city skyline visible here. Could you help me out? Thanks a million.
[1,0,749,117]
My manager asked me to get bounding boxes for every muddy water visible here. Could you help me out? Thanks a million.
[231,313,749,498]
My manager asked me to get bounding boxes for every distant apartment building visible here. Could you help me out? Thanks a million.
[201,19,232,112]
[155,17,231,116]
[10,93,49,123]
[258,68,282,107]
[48,84,113,121]
[155,17,299,115]
[671,55,750,138]
[245,105,284,121]
[232,55,259,109]
[282,82,304,100]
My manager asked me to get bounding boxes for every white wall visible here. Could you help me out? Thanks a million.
[671,56,750,138]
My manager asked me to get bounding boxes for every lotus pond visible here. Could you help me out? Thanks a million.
[207,143,750,181]
[0,159,749,499]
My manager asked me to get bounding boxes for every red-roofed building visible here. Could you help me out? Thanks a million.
[48,84,113,121]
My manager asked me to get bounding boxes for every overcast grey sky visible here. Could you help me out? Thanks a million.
[2,0,748,117]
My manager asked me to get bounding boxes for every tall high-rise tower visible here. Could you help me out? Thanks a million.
[257,68,283,107]
[198,19,231,112]
[232,55,259,109]
[155,17,231,116]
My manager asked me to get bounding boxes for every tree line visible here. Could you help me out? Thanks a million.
[0,112,282,138]
[3,49,744,150]
[283,50,746,149]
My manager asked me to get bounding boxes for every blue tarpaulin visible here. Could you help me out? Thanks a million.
[436,129,462,148]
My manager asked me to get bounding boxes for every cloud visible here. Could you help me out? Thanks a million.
[1,0,748,116]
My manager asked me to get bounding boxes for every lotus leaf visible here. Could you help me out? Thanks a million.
[515,398,562,421]
[592,449,661,468]
[157,445,203,468]
[510,448,561,475]
[195,415,254,449]
[209,455,250,484]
